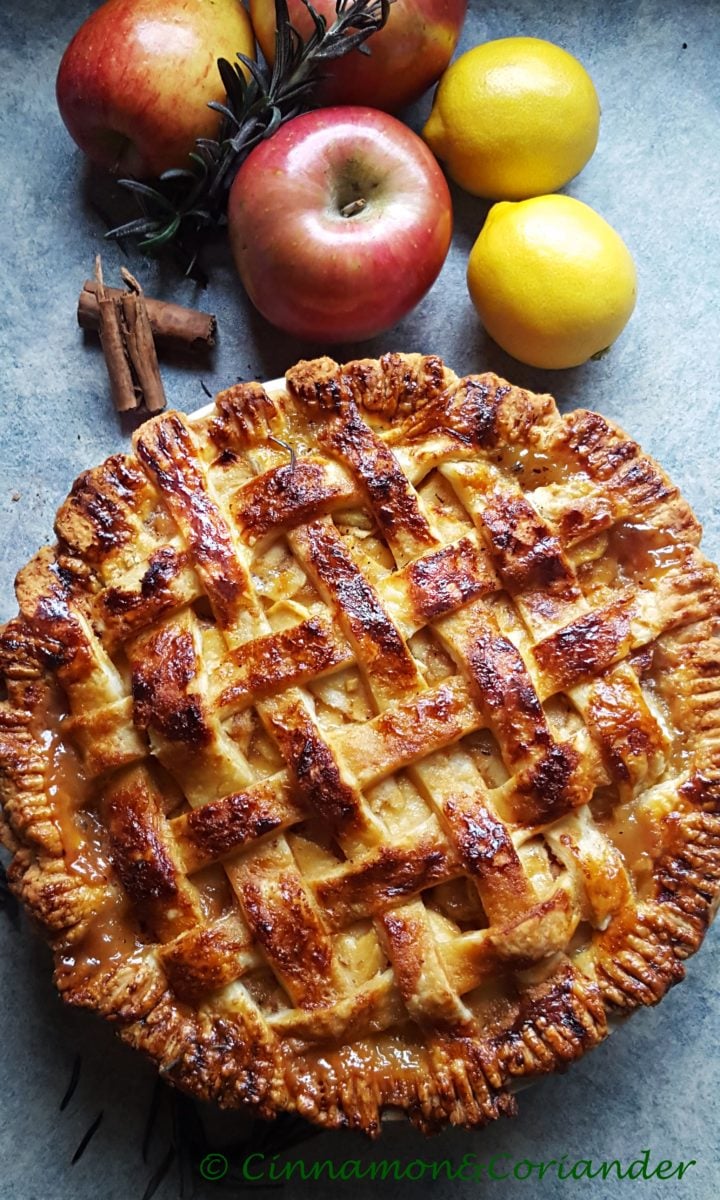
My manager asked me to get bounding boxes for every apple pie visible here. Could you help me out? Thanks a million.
[2,353,720,1134]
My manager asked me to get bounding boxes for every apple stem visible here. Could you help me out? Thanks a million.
[339,198,367,218]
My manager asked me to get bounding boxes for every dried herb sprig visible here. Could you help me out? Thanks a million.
[107,0,392,271]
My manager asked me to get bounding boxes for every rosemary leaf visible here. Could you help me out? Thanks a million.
[159,167,201,182]
[206,100,241,125]
[106,217,164,238]
[117,180,178,212]
[188,152,211,173]
[237,53,271,94]
[305,1,328,38]
[140,215,182,251]
[218,55,245,99]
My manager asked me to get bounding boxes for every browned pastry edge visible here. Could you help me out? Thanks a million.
[1,355,720,1135]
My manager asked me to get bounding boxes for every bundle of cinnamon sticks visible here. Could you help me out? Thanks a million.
[79,258,216,414]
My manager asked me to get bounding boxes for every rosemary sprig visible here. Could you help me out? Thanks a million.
[107,0,391,271]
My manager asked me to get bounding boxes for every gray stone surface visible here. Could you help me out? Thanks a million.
[1,0,719,1197]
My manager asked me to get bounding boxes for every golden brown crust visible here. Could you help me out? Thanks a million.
[2,353,720,1136]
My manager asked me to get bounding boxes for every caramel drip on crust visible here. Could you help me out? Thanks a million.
[4,354,720,1137]
[39,699,94,872]
[13,685,148,981]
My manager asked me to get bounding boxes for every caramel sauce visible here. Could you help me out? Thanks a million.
[193,864,236,921]
[606,520,687,585]
[577,551,619,597]
[577,520,687,604]
[362,1032,426,1077]
[243,967,291,1015]
[37,699,114,884]
[305,1031,426,1086]
[601,805,653,871]
[65,809,114,886]
[428,878,488,929]
[417,470,475,541]
[35,690,142,977]
[595,793,672,902]
[497,444,574,488]
[58,900,143,981]
[590,779,680,901]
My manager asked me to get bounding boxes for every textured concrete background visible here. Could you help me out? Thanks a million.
[1,0,719,1197]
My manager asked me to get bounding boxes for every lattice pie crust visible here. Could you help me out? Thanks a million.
[1,355,720,1135]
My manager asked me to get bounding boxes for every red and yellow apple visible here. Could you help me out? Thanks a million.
[227,106,453,342]
[249,0,467,112]
[56,0,255,178]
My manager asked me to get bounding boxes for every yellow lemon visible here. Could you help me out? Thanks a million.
[423,37,600,199]
[467,195,637,369]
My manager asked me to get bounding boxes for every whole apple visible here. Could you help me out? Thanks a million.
[56,0,255,178]
[249,0,467,111]
[227,107,453,343]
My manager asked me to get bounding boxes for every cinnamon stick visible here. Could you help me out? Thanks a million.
[119,269,167,414]
[78,281,216,352]
[94,256,139,412]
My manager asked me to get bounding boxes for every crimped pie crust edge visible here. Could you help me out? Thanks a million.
[1,353,720,1136]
